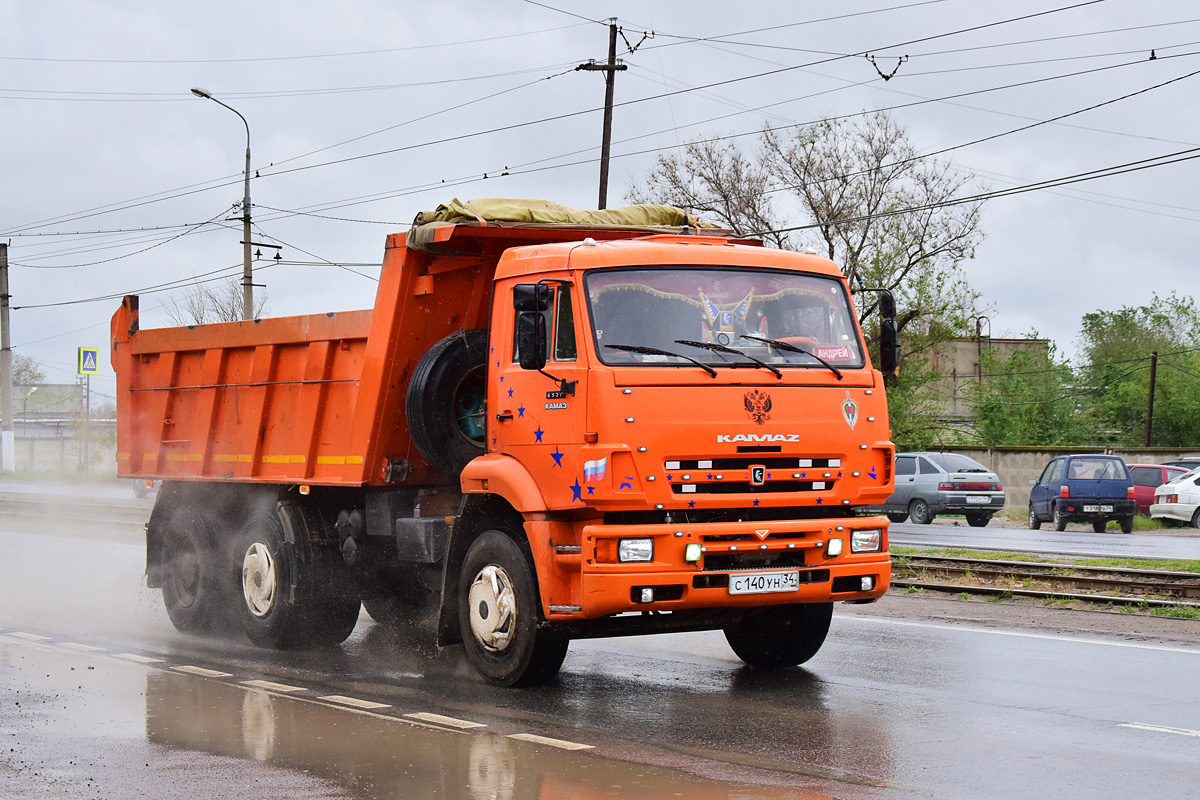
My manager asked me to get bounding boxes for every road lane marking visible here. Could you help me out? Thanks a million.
[114,653,164,664]
[1120,723,1200,738]
[60,643,106,651]
[405,712,487,729]
[320,695,391,710]
[507,733,594,750]
[175,665,233,678]
[837,614,1200,655]
[8,632,52,641]
[242,679,307,693]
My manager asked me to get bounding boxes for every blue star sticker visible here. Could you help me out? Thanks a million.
[570,478,582,502]
[753,499,760,506]
[816,497,823,504]
[534,426,544,443]
[507,388,514,398]
[551,447,564,467]
[587,485,594,495]
[838,471,843,477]
[688,500,696,508]
[868,467,877,480]
[517,404,525,418]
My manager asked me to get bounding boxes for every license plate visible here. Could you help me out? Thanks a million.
[1083,504,1114,513]
[729,571,800,595]
[967,495,989,504]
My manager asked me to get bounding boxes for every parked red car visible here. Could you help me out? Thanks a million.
[1127,463,1189,515]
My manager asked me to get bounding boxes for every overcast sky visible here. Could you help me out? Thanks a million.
[4,0,1198,404]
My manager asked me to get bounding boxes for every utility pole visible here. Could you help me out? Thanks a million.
[577,20,627,209]
[1144,350,1158,447]
[0,243,13,472]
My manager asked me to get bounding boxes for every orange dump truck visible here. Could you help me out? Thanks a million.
[112,200,898,686]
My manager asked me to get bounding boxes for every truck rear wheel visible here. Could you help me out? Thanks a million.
[458,530,568,686]
[160,507,225,633]
[233,512,360,649]
[407,329,488,476]
[724,602,833,668]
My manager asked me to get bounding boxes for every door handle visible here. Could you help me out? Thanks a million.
[496,413,514,422]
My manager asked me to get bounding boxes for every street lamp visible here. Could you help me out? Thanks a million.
[22,386,37,439]
[191,86,254,321]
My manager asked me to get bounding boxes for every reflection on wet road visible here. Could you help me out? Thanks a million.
[2,510,1200,799]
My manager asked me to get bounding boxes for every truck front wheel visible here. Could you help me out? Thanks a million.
[160,507,226,633]
[458,531,568,686]
[724,602,833,668]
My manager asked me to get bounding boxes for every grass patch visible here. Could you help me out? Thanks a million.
[1149,605,1200,620]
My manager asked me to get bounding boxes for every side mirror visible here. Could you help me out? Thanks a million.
[516,311,547,371]
[1028,479,1037,486]
[514,284,550,313]
[878,290,900,377]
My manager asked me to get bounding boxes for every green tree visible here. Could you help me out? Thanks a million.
[13,353,46,384]
[1077,292,1200,446]
[970,336,1084,446]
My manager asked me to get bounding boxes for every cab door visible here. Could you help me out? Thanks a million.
[491,279,589,508]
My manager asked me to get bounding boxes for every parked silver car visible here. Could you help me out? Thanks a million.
[881,452,1005,527]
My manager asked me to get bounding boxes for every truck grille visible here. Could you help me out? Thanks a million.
[665,455,842,497]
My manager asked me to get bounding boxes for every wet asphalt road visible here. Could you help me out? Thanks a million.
[2,484,1200,799]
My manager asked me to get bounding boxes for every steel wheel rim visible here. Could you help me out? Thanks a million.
[467,564,517,652]
[242,542,277,618]
[165,534,201,608]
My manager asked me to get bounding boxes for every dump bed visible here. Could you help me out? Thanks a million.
[112,219,719,487]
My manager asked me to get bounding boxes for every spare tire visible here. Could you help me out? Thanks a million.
[407,329,489,476]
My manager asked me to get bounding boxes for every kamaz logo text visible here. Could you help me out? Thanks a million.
[717,433,801,443]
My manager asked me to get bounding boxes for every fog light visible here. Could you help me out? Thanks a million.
[851,529,882,553]
[861,576,875,591]
[826,538,843,557]
[619,538,654,562]
[639,587,655,603]
[684,543,702,562]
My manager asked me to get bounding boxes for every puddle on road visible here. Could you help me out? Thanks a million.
[1,638,832,800]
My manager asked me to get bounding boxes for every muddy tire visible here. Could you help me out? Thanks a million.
[458,530,568,687]
[407,329,488,477]
[161,507,226,633]
[908,498,933,525]
[1053,503,1068,532]
[724,603,833,667]
[886,512,908,523]
[966,512,991,528]
[233,512,359,649]
[1028,504,1041,530]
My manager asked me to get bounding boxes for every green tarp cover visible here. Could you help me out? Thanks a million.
[413,197,706,228]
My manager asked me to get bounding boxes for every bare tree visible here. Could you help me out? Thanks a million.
[626,110,985,339]
[163,277,268,326]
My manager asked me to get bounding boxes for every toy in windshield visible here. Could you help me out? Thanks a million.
[700,289,765,345]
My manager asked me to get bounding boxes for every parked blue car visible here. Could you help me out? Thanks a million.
[1028,454,1135,533]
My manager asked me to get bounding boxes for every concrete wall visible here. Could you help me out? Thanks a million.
[947,446,1200,512]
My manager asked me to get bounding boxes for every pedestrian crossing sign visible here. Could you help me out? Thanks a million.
[78,346,100,376]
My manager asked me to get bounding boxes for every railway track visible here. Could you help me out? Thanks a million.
[894,554,1200,610]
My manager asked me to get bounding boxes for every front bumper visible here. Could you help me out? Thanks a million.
[560,516,891,619]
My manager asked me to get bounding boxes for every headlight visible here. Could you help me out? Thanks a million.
[684,542,702,562]
[851,529,883,553]
[826,538,843,557]
[618,538,654,562]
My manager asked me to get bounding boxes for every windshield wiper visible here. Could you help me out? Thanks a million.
[603,344,718,377]
[740,335,843,380]
[674,339,783,379]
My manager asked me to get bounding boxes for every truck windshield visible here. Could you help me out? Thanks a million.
[585,266,866,370]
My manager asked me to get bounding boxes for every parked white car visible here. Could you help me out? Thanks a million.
[1149,467,1200,527]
